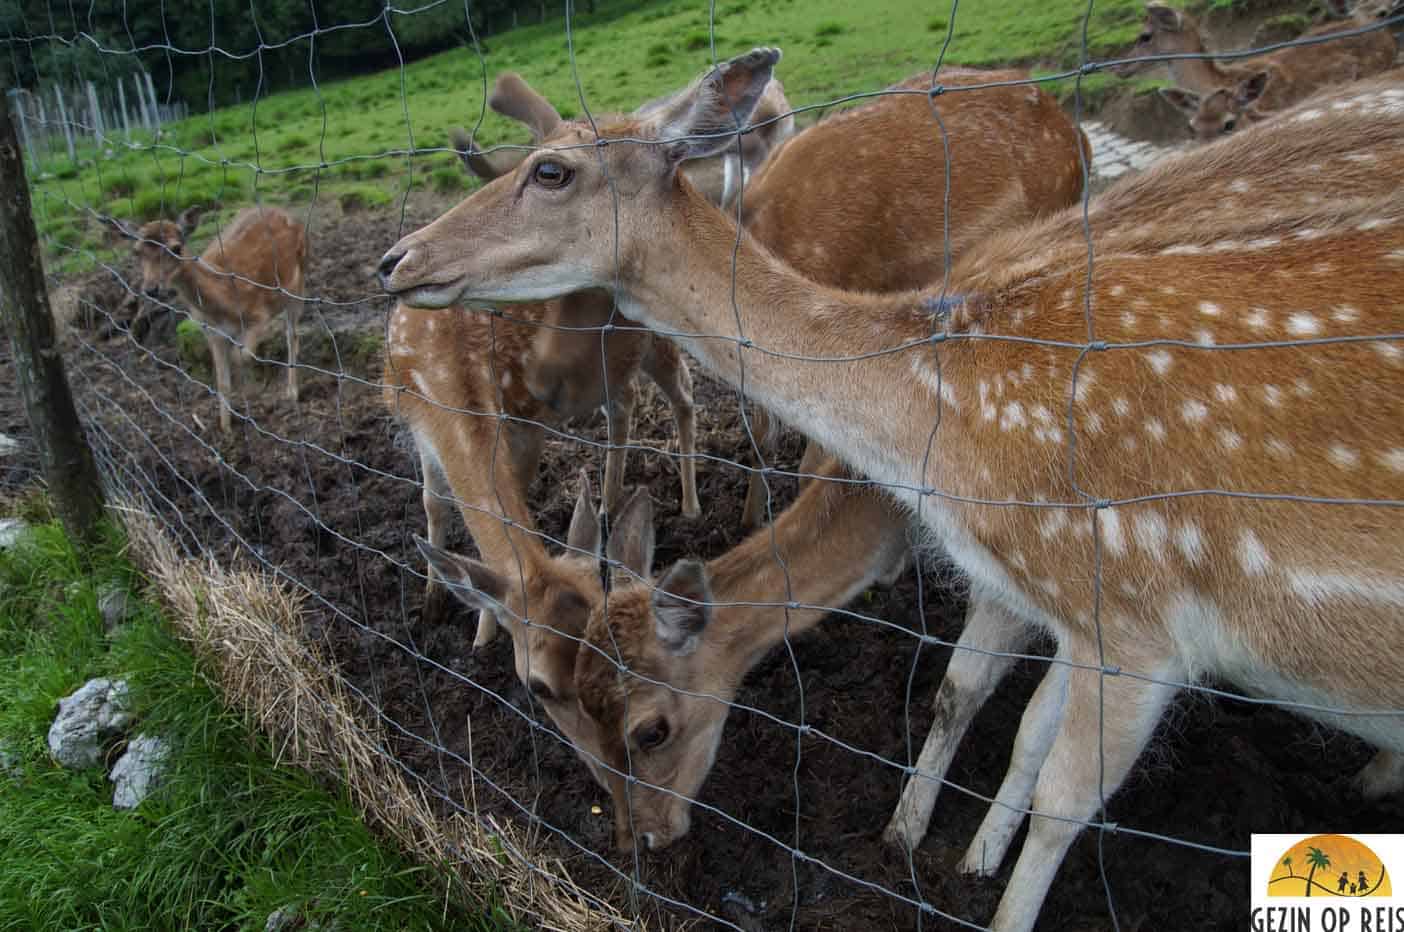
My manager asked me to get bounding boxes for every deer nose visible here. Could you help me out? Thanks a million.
[377,248,410,290]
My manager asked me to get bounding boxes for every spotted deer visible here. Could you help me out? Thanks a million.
[384,288,697,657]
[1118,0,1398,140]
[114,206,306,434]
[506,67,1090,529]
[380,48,1404,931]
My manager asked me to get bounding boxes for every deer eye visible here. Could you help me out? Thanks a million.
[631,718,669,752]
[1136,31,1151,43]
[533,161,573,189]
[529,678,556,702]
[1223,118,1237,132]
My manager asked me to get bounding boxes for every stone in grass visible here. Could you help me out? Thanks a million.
[47,678,132,769]
[109,733,169,810]
[0,517,27,549]
[266,903,335,932]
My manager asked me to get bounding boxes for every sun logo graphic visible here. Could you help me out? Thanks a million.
[1252,834,1404,932]
[1268,835,1391,898]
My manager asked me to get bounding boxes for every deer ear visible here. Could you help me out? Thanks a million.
[1146,3,1183,31]
[488,71,562,141]
[450,127,529,181]
[1158,87,1201,114]
[176,206,203,238]
[413,535,510,613]
[566,469,602,558]
[1235,71,1270,108]
[651,560,712,656]
[644,47,782,164]
[607,487,655,586]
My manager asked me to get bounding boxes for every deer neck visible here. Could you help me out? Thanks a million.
[696,482,908,680]
[169,257,227,324]
[1166,42,1242,94]
[616,182,978,516]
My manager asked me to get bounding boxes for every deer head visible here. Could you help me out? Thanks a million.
[113,206,203,298]
[414,473,609,722]
[378,47,782,308]
[1110,3,1196,77]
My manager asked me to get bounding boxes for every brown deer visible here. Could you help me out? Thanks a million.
[380,48,1404,932]
[383,291,697,653]
[114,205,306,434]
[507,67,1090,528]
[1117,0,1397,139]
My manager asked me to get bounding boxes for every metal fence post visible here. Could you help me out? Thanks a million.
[0,90,105,544]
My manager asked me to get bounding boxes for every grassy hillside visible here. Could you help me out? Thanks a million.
[25,0,1148,275]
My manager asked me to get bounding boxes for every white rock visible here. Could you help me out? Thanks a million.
[110,733,169,810]
[0,518,28,549]
[47,678,132,769]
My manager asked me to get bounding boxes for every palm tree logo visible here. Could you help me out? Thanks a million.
[1268,835,1390,898]
[1302,847,1331,897]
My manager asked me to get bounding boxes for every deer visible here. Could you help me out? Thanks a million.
[113,205,306,434]
[379,47,1404,932]
[488,67,1090,529]
[1118,1,1397,140]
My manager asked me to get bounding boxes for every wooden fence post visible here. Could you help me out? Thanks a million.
[0,91,105,545]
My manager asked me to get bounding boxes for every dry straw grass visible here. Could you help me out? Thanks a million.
[117,503,633,932]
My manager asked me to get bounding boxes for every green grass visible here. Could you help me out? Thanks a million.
[28,0,1147,277]
[0,516,509,932]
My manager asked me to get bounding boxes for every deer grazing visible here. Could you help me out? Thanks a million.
[1118,1,1398,140]
[114,205,307,434]
[571,457,909,850]
[380,47,1404,931]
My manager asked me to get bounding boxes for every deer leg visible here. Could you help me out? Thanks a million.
[469,421,544,650]
[740,402,776,530]
[642,339,700,518]
[985,633,1180,932]
[601,380,637,518]
[883,597,1030,850]
[284,301,301,404]
[796,438,830,490]
[417,438,456,627]
[207,330,235,434]
[959,655,1071,876]
[1356,749,1404,800]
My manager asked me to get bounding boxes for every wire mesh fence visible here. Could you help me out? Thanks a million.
[3,0,1404,928]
